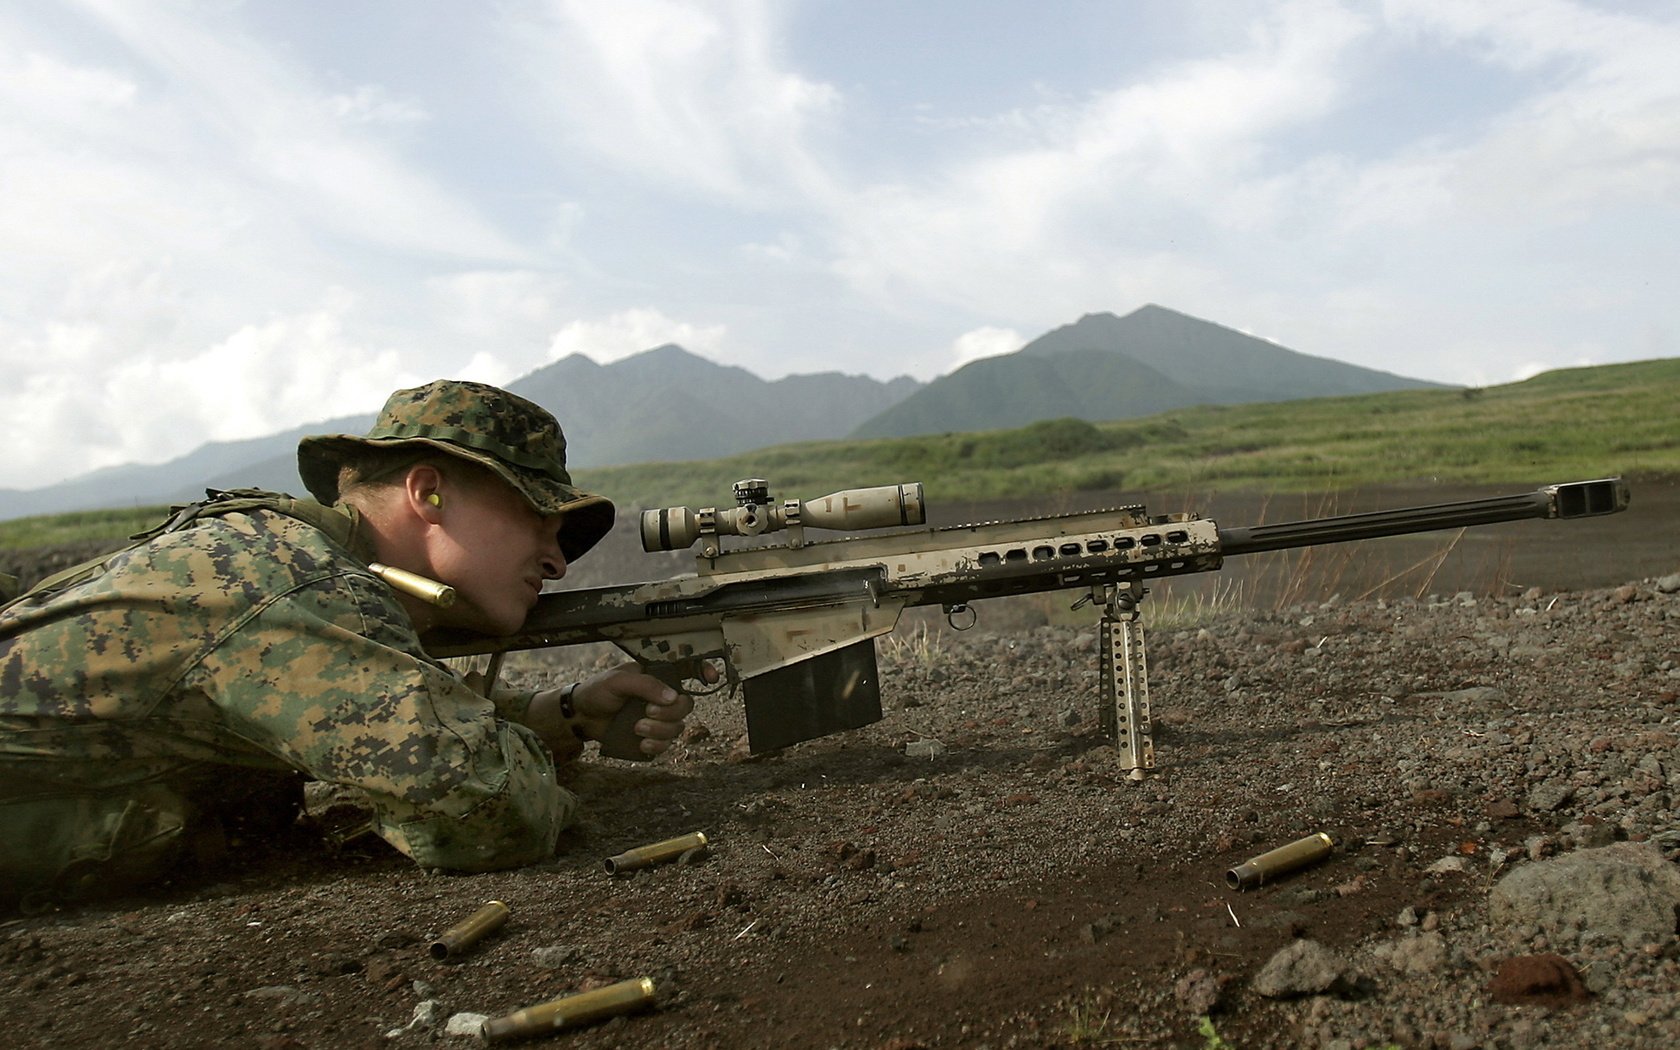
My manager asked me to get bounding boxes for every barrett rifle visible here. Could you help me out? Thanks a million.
[428,477,1630,775]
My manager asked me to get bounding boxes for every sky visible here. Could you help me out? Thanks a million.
[3,0,1677,493]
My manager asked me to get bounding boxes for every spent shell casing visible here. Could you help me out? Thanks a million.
[1227,832,1335,891]
[481,977,656,1042]
[429,900,510,960]
[368,562,457,607]
[604,831,708,875]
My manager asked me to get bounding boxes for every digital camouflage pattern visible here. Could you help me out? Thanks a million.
[0,494,578,902]
[296,379,615,562]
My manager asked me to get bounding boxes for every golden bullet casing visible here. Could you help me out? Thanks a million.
[481,977,657,1041]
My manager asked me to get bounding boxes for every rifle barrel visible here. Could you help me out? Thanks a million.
[1217,478,1628,557]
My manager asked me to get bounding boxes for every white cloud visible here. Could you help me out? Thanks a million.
[0,292,423,489]
[330,84,429,125]
[547,309,729,364]
[12,49,138,112]
[498,0,842,204]
[2,1,1676,493]
[30,1,527,262]
[1382,0,1680,217]
[423,271,572,346]
[145,294,415,442]
[823,2,1371,327]
[0,3,554,489]
[947,327,1025,372]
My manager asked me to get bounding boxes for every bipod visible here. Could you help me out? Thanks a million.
[1093,581,1154,780]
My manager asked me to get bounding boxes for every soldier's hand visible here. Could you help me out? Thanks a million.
[570,664,701,757]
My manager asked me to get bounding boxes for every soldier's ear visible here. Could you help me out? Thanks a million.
[405,465,446,523]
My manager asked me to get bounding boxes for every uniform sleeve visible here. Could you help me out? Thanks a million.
[486,686,537,726]
[189,572,578,873]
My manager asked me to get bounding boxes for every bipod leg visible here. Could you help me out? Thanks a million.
[1096,582,1154,780]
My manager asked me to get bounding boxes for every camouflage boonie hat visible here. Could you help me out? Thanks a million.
[297,380,614,561]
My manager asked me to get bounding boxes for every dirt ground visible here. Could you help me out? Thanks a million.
[2,477,1677,1049]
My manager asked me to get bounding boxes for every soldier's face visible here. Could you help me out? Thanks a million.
[428,475,567,635]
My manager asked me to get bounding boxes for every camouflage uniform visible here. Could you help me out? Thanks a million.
[0,381,614,903]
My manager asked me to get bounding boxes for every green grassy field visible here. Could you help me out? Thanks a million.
[569,357,1680,509]
[3,357,1675,551]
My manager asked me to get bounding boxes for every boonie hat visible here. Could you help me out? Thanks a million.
[297,380,615,561]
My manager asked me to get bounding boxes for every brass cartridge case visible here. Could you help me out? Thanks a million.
[369,562,457,607]
[482,977,656,1042]
[429,900,510,960]
[1226,832,1335,891]
[603,831,708,875]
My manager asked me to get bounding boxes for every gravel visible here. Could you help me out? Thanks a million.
[2,574,1678,1048]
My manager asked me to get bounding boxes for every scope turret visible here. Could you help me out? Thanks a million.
[641,480,927,553]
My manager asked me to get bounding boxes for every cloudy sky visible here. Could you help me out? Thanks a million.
[3,0,1676,492]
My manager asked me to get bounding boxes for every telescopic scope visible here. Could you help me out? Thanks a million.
[641,480,926,552]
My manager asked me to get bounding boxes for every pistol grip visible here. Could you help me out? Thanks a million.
[596,698,651,762]
[596,662,686,762]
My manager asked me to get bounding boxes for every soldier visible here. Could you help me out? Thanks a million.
[0,380,694,907]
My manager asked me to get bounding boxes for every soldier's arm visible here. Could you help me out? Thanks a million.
[193,574,580,872]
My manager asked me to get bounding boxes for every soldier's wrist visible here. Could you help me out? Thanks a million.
[558,682,588,740]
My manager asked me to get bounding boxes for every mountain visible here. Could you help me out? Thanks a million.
[0,307,1451,521]
[850,305,1448,439]
[508,345,921,468]
[848,350,1201,437]
[0,348,918,520]
[0,414,375,519]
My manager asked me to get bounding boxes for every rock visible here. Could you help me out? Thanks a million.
[1173,968,1222,1015]
[444,1012,489,1038]
[726,734,754,763]
[680,722,712,744]
[1251,938,1345,998]
[1487,953,1590,1006]
[1081,914,1122,944]
[1426,856,1470,875]
[244,985,316,1007]
[905,738,945,759]
[1485,797,1520,820]
[1654,573,1680,595]
[1389,931,1448,974]
[1526,780,1575,814]
[385,999,442,1039]
[531,945,583,968]
[1489,842,1680,947]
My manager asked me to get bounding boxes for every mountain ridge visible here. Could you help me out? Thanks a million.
[849,305,1445,440]
[1,305,1446,519]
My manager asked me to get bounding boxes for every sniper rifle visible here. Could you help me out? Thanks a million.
[427,477,1630,776]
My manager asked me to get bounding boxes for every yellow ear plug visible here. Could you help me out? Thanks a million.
[427,493,443,507]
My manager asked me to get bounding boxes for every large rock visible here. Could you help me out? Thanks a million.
[1489,842,1680,947]
[1252,938,1346,998]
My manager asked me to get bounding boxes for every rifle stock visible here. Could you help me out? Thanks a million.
[427,477,1630,772]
